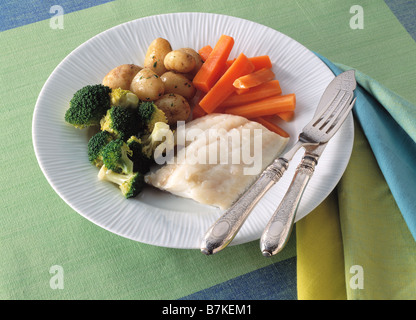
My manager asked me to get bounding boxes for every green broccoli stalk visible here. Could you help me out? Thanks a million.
[98,166,145,199]
[141,122,175,164]
[137,101,168,133]
[101,139,134,174]
[110,88,139,108]
[64,84,112,129]
[87,130,114,167]
[126,136,154,174]
[100,106,140,140]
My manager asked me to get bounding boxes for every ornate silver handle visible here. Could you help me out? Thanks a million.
[200,157,289,255]
[260,154,318,257]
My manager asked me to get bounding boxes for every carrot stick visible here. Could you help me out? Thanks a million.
[277,110,295,122]
[224,93,296,118]
[199,53,255,114]
[233,68,275,89]
[198,45,213,62]
[192,104,207,119]
[193,35,235,93]
[235,88,250,95]
[219,80,282,108]
[226,55,272,71]
[248,55,272,70]
[253,117,290,138]
[192,93,207,119]
[225,58,236,69]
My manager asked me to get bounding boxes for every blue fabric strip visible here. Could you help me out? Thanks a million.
[316,53,416,242]
[0,0,114,32]
[384,0,416,42]
[180,256,297,300]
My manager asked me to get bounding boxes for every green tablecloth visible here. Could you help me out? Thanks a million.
[1,0,415,302]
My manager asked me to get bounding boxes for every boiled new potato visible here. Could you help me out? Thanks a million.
[130,68,164,101]
[144,38,172,75]
[179,48,203,76]
[160,71,196,100]
[154,93,191,126]
[164,50,196,74]
[102,64,142,90]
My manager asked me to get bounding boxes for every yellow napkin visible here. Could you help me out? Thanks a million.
[296,190,347,300]
[297,120,416,299]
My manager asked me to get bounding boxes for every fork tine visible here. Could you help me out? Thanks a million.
[312,90,341,126]
[319,92,352,132]
[313,90,350,129]
[316,91,348,128]
[326,97,356,134]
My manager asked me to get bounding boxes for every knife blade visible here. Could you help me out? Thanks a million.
[260,70,357,256]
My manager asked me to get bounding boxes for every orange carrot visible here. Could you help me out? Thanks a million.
[219,80,282,108]
[248,55,272,70]
[192,104,207,119]
[233,68,275,89]
[277,111,295,122]
[225,58,235,68]
[225,59,235,69]
[253,117,290,138]
[199,53,255,114]
[224,93,296,118]
[192,93,207,119]
[193,35,235,93]
[198,45,213,62]
[226,55,272,71]
[235,88,250,95]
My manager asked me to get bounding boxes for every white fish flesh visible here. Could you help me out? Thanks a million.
[145,114,289,209]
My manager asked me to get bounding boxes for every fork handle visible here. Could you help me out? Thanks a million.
[260,154,317,257]
[200,157,289,255]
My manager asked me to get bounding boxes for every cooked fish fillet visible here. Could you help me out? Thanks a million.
[145,114,289,209]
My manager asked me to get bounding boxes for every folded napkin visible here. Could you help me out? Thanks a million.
[296,54,416,300]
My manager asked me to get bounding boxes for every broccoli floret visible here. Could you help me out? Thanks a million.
[126,136,154,174]
[98,166,145,199]
[87,130,114,167]
[141,122,175,163]
[110,88,139,108]
[137,101,168,133]
[101,139,134,174]
[65,84,112,129]
[100,106,140,140]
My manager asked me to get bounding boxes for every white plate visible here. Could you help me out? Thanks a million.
[32,13,353,249]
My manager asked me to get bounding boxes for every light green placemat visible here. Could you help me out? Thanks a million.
[1,0,415,299]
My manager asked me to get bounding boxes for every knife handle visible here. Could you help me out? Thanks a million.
[200,157,289,255]
[260,154,318,257]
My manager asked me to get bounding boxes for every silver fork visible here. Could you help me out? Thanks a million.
[260,95,356,256]
[200,79,355,255]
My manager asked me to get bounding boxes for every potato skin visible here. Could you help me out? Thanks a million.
[144,38,172,75]
[130,68,165,101]
[102,64,142,90]
[179,48,203,76]
[160,71,196,100]
[164,50,196,74]
[154,93,191,126]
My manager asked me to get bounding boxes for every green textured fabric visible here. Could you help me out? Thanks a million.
[1,0,415,299]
